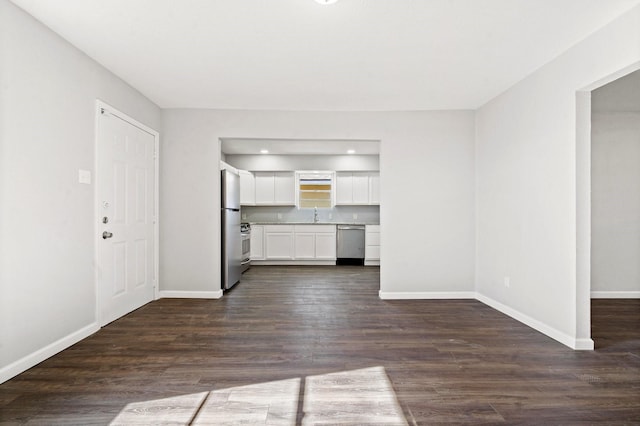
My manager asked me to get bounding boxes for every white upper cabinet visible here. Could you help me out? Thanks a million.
[239,170,255,205]
[254,171,295,205]
[369,172,380,205]
[335,172,353,205]
[255,172,275,204]
[274,172,295,205]
[335,171,380,205]
[220,161,238,173]
[352,172,369,204]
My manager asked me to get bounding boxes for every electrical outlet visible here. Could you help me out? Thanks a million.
[353,213,358,220]
[277,213,283,220]
[242,213,247,220]
[504,276,510,288]
[329,213,332,220]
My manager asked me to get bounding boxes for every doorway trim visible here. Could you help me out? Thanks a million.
[94,100,160,326]
[575,61,640,349]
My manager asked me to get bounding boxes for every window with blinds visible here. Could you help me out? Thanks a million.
[297,172,334,208]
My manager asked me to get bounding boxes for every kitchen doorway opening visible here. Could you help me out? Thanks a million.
[218,138,381,294]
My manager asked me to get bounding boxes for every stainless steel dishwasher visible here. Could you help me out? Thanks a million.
[336,225,365,265]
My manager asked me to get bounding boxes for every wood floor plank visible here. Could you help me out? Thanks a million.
[1,266,639,424]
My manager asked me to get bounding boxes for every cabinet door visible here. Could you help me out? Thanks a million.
[294,233,316,259]
[365,245,380,260]
[365,225,380,261]
[265,232,294,259]
[254,172,275,204]
[335,172,353,205]
[352,172,370,204]
[250,225,264,260]
[315,233,336,259]
[369,172,380,205]
[239,170,255,205]
[274,172,295,205]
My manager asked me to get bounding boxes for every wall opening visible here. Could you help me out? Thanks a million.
[576,62,640,350]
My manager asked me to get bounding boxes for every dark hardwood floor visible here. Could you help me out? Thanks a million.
[1,266,639,424]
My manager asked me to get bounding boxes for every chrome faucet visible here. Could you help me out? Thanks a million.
[314,207,319,223]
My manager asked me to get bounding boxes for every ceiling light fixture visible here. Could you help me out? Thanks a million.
[260,149,269,154]
[347,149,355,154]
[314,0,338,5]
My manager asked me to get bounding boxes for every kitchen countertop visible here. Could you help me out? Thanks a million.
[249,222,379,226]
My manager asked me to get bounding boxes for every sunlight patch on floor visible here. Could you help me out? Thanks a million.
[110,366,406,425]
[193,377,300,424]
[303,366,407,425]
[111,391,209,425]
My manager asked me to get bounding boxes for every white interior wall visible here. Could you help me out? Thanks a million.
[475,5,640,349]
[224,154,379,172]
[160,109,476,296]
[591,111,640,296]
[0,0,161,383]
[591,70,640,297]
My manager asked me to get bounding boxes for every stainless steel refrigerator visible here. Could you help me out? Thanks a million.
[221,169,242,290]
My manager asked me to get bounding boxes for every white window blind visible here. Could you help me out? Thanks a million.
[297,172,333,208]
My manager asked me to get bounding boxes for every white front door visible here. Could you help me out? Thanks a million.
[96,104,157,326]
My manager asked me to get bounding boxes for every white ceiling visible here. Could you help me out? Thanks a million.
[221,138,379,155]
[10,0,640,111]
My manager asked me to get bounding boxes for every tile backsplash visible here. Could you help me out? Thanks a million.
[241,205,380,224]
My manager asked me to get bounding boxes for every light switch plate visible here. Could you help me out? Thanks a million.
[78,169,91,184]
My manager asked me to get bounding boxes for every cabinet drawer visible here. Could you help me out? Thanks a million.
[295,225,336,234]
[264,225,295,233]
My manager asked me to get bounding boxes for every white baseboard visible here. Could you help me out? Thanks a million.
[0,322,99,385]
[379,291,476,300]
[573,338,595,350]
[476,293,594,350]
[159,290,223,299]
[591,291,640,299]
[364,260,380,266]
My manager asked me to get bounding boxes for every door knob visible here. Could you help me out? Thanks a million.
[102,231,113,239]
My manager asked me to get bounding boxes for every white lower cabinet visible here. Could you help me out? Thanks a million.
[294,232,316,259]
[250,225,264,260]
[315,232,337,259]
[264,225,295,259]
[254,224,336,264]
[365,225,380,266]
[294,225,336,260]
